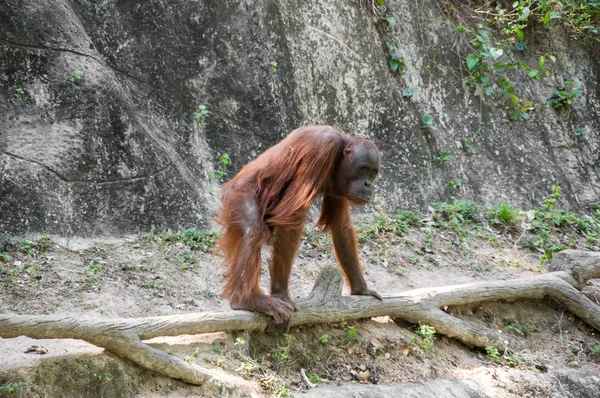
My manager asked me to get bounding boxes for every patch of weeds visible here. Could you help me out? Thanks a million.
[589,340,600,357]
[236,356,289,397]
[268,61,278,72]
[426,255,440,265]
[446,179,461,195]
[340,319,360,345]
[84,260,104,276]
[415,324,436,350]
[421,113,438,130]
[0,381,23,396]
[390,266,406,276]
[432,152,452,165]
[385,40,406,76]
[181,249,197,270]
[319,333,329,344]
[473,263,492,272]
[0,235,52,257]
[157,228,219,252]
[271,333,293,363]
[71,70,84,87]
[547,80,582,110]
[488,203,521,228]
[209,153,232,184]
[14,88,23,101]
[194,104,209,128]
[519,185,600,262]
[444,0,599,123]
[380,14,396,29]
[431,198,479,233]
[504,324,524,336]
[308,374,321,385]
[359,208,420,243]
[485,346,501,361]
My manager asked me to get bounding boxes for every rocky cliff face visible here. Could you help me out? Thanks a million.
[1,0,598,236]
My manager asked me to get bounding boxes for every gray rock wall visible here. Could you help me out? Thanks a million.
[1,0,598,236]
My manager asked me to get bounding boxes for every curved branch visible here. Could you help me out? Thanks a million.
[1,250,598,387]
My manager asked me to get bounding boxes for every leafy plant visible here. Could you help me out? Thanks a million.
[0,382,23,396]
[268,61,278,72]
[432,152,453,164]
[155,228,219,252]
[194,104,209,128]
[485,346,501,360]
[543,185,562,210]
[548,83,582,109]
[385,41,406,76]
[71,70,85,87]
[210,153,232,184]
[421,113,438,130]
[14,88,23,101]
[415,324,436,350]
[489,203,521,227]
[381,14,396,28]
[402,87,419,98]
[308,374,321,384]
[590,340,600,357]
[358,208,420,242]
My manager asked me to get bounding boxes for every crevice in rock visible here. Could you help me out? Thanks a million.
[2,151,173,185]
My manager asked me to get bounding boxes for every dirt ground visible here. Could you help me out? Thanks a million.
[1,215,599,397]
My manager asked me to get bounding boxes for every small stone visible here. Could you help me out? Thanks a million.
[356,370,370,381]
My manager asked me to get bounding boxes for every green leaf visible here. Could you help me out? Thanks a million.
[389,59,398,71]
[573,127,587,136]
[402,88,419,97]
[441,152,453,162]
[514,41,526,51]
[528,69,541,80]
[519,6,530,21]
[455,25,468,34]
[485,87,495,96]
[549,55,556,63]
[538,56,545,70]
[382,15,396,27]
[466,54,481,71]
[513,28,524,41]
[422,114,432,124]
[493,62,507,72]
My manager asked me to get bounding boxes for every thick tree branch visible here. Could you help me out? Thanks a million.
[1,250,599,388]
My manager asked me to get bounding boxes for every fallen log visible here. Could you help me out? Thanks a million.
[1,250,599,389]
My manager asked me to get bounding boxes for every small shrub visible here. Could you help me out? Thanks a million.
[489,203,521,227]
[415,324,436,350]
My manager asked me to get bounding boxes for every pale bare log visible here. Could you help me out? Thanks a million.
[1,250,599,386]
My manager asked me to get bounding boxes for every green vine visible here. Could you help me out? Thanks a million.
[444,0,597,121]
